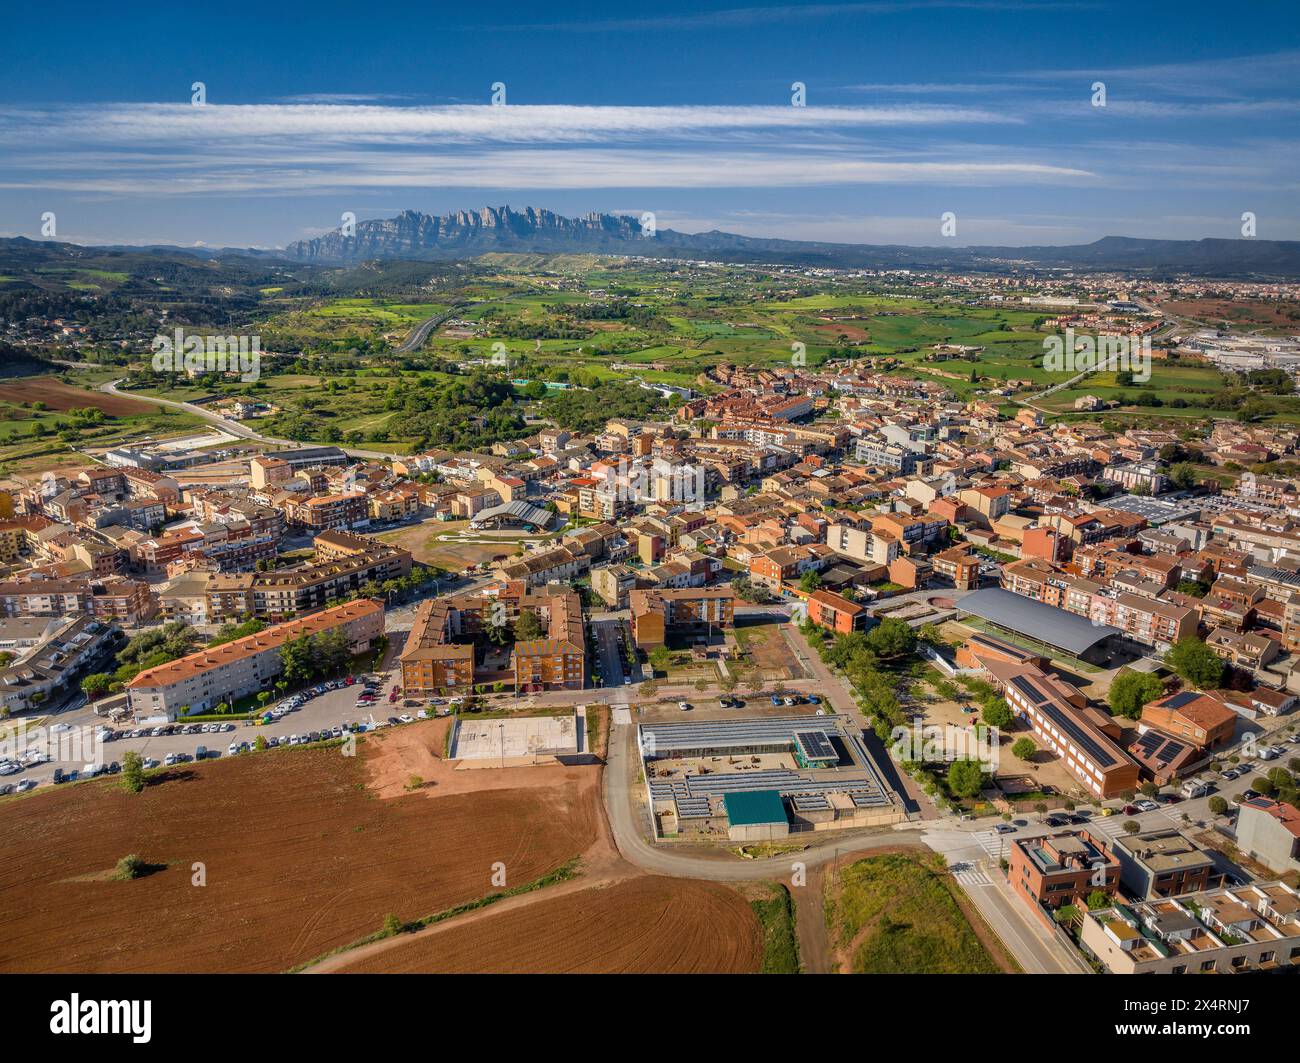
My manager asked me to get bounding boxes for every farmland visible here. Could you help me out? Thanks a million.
[0,740,600,973]
[330,876,763,974]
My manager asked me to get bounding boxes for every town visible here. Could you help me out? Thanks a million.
[1,309,1298,978]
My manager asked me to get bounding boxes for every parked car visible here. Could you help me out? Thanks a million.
[16,779,36,793]
[1134,799,1159,813]
[398,714,414,724]
[994,824,1016,834]
[677,702,692,712]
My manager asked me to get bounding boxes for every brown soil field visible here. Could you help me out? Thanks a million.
[812,321,871,342]
[0,376,158,415]
[1163,299,1300,335]
[333,876,763,974]
[735,619,802,680]
[0,742,599,973]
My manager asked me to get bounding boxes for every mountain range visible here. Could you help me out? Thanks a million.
[279,206,1300,276]
[5,206,1300,278]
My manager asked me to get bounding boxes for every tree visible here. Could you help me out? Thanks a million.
[1140,781,1159,798]
[947,758,985,799]
[1208,796,1229,816]
[513,608,543,642]
[647,646,672,675]
[315,627,351,676]
[982,699,1013,730]
[1086,890,1110,910]
[1122,819,1142,835]
[864,617,916,660]
[280,633,317,684]
[120,751,145,794]
[1169,462,1198,490]
[254,735,268,751]
[1012,737,1036,761]
[1054,904,1081,925]
[80,672,113,699]
[1165,637,1225,689]
[1108,670,1165,720]
[115,854,146,880]
[798,570,822,594]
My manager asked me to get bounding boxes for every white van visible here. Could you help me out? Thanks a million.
[1180,779,1212,800]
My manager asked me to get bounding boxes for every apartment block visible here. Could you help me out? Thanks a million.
[126,598,384,718]
[1009,829,1120,923]
[1111,829,1221,899]
[805,589,868,634]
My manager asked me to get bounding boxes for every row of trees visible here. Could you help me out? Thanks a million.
[803,618,918,742]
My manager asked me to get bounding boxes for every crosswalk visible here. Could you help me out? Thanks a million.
[949,860,991,887]
[970,829,1011,861]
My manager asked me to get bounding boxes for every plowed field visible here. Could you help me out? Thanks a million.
[0,743,599,973]
[335,876,763,974]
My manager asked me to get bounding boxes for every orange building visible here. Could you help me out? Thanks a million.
[805,589,867,634]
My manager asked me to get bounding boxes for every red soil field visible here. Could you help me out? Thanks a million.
[0,376,156,415]
[0,744,599,973]
[334,876,763,974]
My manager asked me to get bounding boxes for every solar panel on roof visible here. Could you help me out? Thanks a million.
[1162,691,1201,710]
[1155,740,1186,766]
[794,730,837,761]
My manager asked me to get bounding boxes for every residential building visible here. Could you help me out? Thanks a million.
[126,599,384,717]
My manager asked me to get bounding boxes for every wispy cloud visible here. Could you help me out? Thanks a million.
[494,0,1094,33]
[0,147,1096,196]
[0,101,1021,151]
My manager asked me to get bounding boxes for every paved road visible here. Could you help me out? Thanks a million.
[590,617,636,701]
[394,304,471,353]
[922,826,1088,973]
[99,378,396,461]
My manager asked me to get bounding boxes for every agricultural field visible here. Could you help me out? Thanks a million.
[0,738,600,973]
[0,374,204,477]
[330,876,763,974]
[824,852,1013,974]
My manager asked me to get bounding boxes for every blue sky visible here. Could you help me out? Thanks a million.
[2,0,1298,248]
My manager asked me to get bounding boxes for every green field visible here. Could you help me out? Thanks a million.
[826,852,1006,974]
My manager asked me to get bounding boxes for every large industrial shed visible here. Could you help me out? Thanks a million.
[956,587,1120,664]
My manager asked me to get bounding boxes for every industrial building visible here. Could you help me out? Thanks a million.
[637,714,901,840]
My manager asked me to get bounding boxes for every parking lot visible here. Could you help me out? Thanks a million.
[0,670,436,793]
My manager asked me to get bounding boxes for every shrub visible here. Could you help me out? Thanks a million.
[115,854,146,880]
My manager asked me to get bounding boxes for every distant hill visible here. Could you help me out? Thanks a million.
[4,209,1300,279]
[280,207,1300,277]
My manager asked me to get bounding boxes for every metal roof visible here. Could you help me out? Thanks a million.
[470,500,553,527]
[724,789,788,827]
[958,587,1120,655]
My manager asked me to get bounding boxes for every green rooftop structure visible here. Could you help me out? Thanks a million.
[723,789,789,841]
